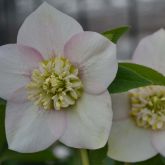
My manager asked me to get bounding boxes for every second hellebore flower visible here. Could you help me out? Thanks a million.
[108,29,165,162]
[0,3,117,153]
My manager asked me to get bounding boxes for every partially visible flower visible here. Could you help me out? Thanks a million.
[108,29,165,162]
[0,2,117,153]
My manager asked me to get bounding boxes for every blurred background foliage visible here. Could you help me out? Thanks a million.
[1,0,165,59]
[1,0,165,164]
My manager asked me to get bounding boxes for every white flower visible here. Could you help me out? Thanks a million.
[0,2,117,153]
[108,29,165,162]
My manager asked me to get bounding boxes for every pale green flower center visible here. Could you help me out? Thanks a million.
[129,85,165,130]
[27,57,83,111]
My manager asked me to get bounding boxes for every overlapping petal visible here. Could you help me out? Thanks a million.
[5,88,66,153]
[0,44,42,100]
[64,31,117,94]
[108,119,157,162]
[111,92,130,121]
[17,2,83,58]
[152,131,165,156]
[60,91,112,149]
[132,29,165,75]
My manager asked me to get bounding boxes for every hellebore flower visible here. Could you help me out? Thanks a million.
[1,2,117,153]
[108,29,165,162]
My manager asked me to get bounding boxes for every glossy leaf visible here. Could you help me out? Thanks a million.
[109,63,165,93]
[102,26,129,43]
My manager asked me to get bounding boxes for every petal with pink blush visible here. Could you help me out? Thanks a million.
[64,31,117,94]
[111,92,130,121]
[17,2,83,59]
[132,29,165,75]
[152,131,165,156]
[0,44,41,99]
[108,119,157,162]
[60,91,112,149]
[17,45,43,73]
[6,89,66,153]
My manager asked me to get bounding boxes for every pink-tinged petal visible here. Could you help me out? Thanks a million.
[108,119,157,162]
[60,91,112,149]
[6,89,66,153]
[111,92,130,121]
[17,2,83,59]
[0,44,40,99]
[132,29,165,75]
[17,45,43,73]
[152,131,165,156]
[64,31,117,94]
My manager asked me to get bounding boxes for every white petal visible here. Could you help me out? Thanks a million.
[132,29,165,75]
[60,91,112,149]
[152,131,165,156]
[111,92,130,121]
[108,119,157,162]
[17,2,83,58]
[6,89,66,153]
[0,44,42,100]
[64,31,117,94]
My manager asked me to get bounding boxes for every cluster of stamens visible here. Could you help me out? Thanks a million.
[129,85,165,130]
[27,57,83,110]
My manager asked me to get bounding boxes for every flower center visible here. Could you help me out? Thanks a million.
[27,57,83,111]
[129,85,165,130]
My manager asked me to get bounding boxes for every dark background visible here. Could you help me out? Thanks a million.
[0,0,165,59]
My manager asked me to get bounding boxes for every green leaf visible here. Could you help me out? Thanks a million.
[0,98,6,154]
[160,155,165,164]
[0,149,55,162]
[88,145,108,165]
[102,26,129,43]
[133,155,165,165]
[109,63,165,93]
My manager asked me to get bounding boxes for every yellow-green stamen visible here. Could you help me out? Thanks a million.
[27,57,83,110]
[129,85,165,130]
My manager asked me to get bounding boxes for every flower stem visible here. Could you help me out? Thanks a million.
[80,149,90,165]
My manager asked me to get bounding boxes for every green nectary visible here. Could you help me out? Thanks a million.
[129,85,165,130]
[27,57,83,110]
